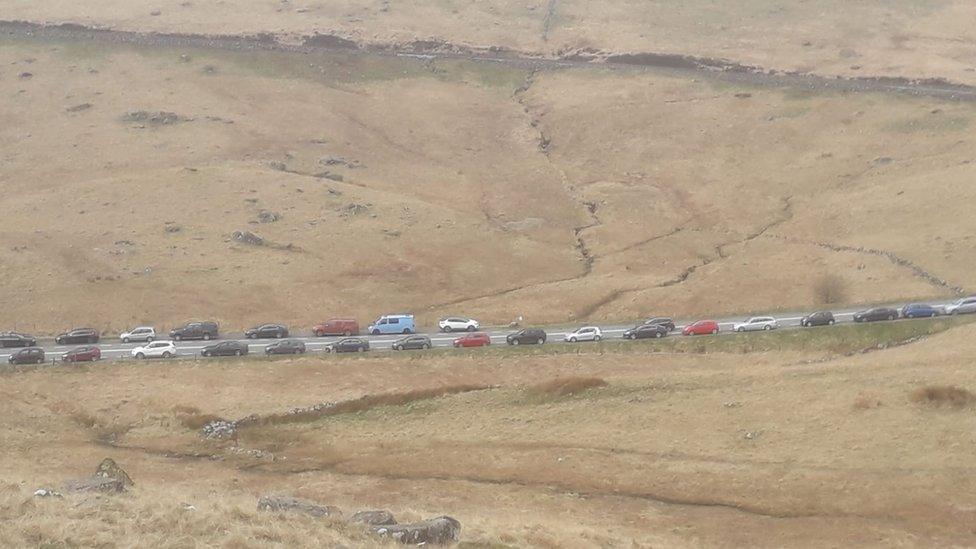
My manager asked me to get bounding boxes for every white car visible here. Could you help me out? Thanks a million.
[131,340,177,359]
[944,297,976,316]
[120,326,156,343]
[439,317,480,332]
[733,317,778,332]
[564,326,603,342]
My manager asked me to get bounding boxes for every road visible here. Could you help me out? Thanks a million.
[1,300,964,365]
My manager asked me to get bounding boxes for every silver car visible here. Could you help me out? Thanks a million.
[945,297,976,316]
[733,317,778,332]
[120,326,155,343]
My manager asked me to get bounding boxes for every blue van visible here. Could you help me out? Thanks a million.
[368,314,416,335]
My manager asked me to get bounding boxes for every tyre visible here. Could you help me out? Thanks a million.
[828,319,835,325]
[737,327,744,333]
[203,333,212,341]
[372,329,380,335]
[907,313,914,319]
[174,334,182,341]
[594,335,602,342]
[315,330,324,337]
[123,337,130,344]
[394,345,402,351]
[444,326,453,333]
[889,314,896,321]
[235,350,242,357]
[276,332,283,338]
[343,331,352,337]
[628,334,636,340]
[570,337,577,343]
[136,352,145,359]
[763,325,771,331]
[324,348,332,353]
[402,329,412,335]
[711,329,718,335]
[300,348,306,354]
[537,338,544,345]
[467,325,476,332]
[162,352,172,359]
[202,352,209,357]
[423,343,431,350]
[147,336,154,342]
[358,346,366,352]
[655,331,664,338]
[511,339,519,346]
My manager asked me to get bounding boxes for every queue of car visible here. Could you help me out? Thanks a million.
[5,299,975,365]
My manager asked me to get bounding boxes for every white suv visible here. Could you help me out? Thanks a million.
[121,326,156,343]
[564,326,603,342]
[733,317,778,332]
[132,341,177,359]
[945,297,976,316]
[439,317,480,332]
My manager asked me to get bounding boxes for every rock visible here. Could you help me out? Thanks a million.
[321,155,347,166]
[19,72,33,79]
[202,420,237,439]
[258,210,281,223]
[122,110,186,126]
[257,495,342,518]
[66,103,92,113]
[63,476,127,493]
[350,510,397,526]
[150,9,162,15]
[339,203,370,216]
[34,488,63,498]
[164,224,182,233]
[94,458,134,487]
[269,160,288,171]
[372,516,461,545]
[232,231,264,246]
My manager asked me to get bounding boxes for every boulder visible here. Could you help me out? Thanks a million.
[232,231,264,246]
[257,495,342,518]
[350,509,396,526]
[372,516,461,545]
[94,458,134,487]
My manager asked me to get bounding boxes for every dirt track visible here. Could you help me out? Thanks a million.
[4,20,976,102]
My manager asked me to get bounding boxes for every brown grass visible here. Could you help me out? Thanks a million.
[814,274,848,305]
[910,385,976,409]
[526,377,607,398]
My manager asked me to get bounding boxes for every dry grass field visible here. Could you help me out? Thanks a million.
[1,32,975,333]
[3,320,976,546]
[4,1,976,86]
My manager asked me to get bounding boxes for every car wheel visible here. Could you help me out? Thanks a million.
[467,325,476,332]
[444,326,453,333]
[162,352,172,359]
[570,337,577,342]
[594,335,602,342]
[147,336,154,342]
[174,334,182,341]
[203,334,211,341]
[423,343,431,350]
[737,327,744,332]
[763,325,771,331]
[828,319,835,325]
[324,348,332,353]
[394,345,402,351]
[371,329,380,335]
[314,330,324,337]
[123,337,130,344]
[627,334,636,340]
[277,332,283,338]
[537,338,544,345]
[511,339,519,346]
[300,348,306,354]
[202,352,209,357]
[403,329,412,335]
[234,350,242,356]
[136,352,145,359]
[889,314,896,321]
[358,346,366,352]
[907,313,914,319]
[655,332,664,338]
[711,329,718,335]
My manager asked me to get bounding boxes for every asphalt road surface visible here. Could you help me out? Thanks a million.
[1,300,964,365]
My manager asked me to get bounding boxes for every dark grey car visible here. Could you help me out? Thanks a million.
[0,332,36,348]
[265,339,306,355]
[393,335,432,351]
[201,341,248,357]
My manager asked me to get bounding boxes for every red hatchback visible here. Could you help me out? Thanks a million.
[62,346,101,362]
[682,320,719,336]
[453,332,491,348]
[313,318,359,337]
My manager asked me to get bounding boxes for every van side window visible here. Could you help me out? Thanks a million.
[390,318,399,324]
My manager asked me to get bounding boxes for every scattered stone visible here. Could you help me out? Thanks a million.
[179,54,192,62]
[269,160,287,171]
[232,231,264,246]
[743,430,761,440]
[19,72,33,79]
[201,65,219,75]
[202,420,237,439]
[66,103,92,113]
[723,401,742,408]
[873,156,894,165]
[165,224,182,233]
[350,510,397,526]
[322,172,344,182]
[122,110,187,126]
[258,210,281,223]
[339,203,370,216]
[502,218,544,232]
[257,495,342,518]
[321,155,347,166]
[150,9,162,16]
[381,229,401,238]
[34,488,63,498]
[734,92,752,99]
[327,188,342,196]
[372,516,461,545]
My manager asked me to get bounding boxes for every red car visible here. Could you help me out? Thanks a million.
[682,320,719,336]
[313,318,359,337]
[62,346,101,362]
[453,332,491,348]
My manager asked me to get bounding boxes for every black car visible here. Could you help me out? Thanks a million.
[0,332,36,348]
[623,324,669,340]
[201,341,248,357]
[393,335,432,351]
[644,317,676,332]
[265,339,306,355]
[245,323,289,339]
[55,328,99,345]
[324,337,369,353]
[800,311,835,327]
[506,328,546,345]
[9,347,44,364]
[853,307,899,323]
[170,321,219,341]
